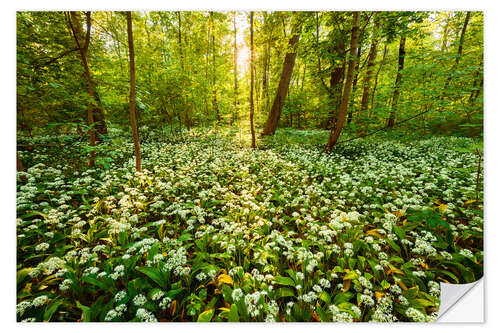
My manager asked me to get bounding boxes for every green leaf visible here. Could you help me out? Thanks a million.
[316,306,329,322]
[393,225,405,240]
[274,276,296,287]
[435,269,459,283]
[318,291,331,304]
[137,266,165,288]
[333,266,344,273]
[178,232,193,242]
[403,286,419,299]
[17,268,33,290]
[343,271,359,280]
[276,287,295,298]
[76,301,92,322]
[44,299,63,322]
[333,292,353,305]
[228,304,239,322]
[386,239,401,254]
[381,280,391,290]
[197,308,214,322]
[82,275,107,290]
[414,298,435,307]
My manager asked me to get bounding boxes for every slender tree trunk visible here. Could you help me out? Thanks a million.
[250,12,256,148]
[387,36,406,128]
[67,11,96,166]
[357,15,380,135]
[261,13,271,114]
[126,11,142,172]
[204,20,210,124]
[177,111,182,134]
[264,41,271,113]
[347,45,362,125]
[232,12,239,125]
[261,19,301,136]
[440,11,471,103]
[177,12,191,132]
[255,61,260,116]
[468,57,483,106]
[326,12,361,152]
[441,14,450,52]
[324,38,346,129]
[69,12,107,141]
[370,44,388,115]
[210,12,221,123]
[17,150,27,183]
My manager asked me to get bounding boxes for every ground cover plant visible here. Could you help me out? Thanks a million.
[16,129,483,322]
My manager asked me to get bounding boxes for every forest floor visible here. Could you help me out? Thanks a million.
[16,127,483,322]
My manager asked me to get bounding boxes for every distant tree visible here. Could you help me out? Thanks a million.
[250,12,256,148]
[209,12,221,124]
[177,12,191,131]
[357,13,381,134]
[327,11,361,152]
[439,11,471,103]
[67,11,107,141]
[232,12,239,125]
[347,45,362,125]
[126,11,142,172]
[17,150,27,183]
[66,11,98,166]
[262,14,301,136]
[387,36,406,128]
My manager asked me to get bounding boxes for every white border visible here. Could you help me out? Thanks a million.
[2,1,498,332]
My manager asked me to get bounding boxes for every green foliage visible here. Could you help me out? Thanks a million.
[16,130,482,322]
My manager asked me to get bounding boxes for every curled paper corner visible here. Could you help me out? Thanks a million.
[437,278,484,322]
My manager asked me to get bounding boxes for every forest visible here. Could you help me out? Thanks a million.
[16,11,483,323]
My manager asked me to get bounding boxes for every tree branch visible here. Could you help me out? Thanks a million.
[35,48,79,69]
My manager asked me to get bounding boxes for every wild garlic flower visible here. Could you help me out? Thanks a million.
[159,296,172,310]
[35,242,50,252]
[405,307,427,322]
[32,295,49,307]
[460,248,474,259]
[133,294,147,307]
[59,279,72,291]
[136,308,157,322]
[232,288,243,302]
[114,290,127,303]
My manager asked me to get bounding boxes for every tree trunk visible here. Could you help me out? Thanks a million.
[387,36,406,128]
[468,57,483,106]
[440,11,471,103]
[232,12,239,125]
[67,11,96,166]
[177,111,182,134]
[126,11,142,172]
[17,150,27,183]
[357,15,380,135]
[68,12,107,142]
[92,90,107,139]
[370,44,388,115]
[205,20,210,123]
[210,12,221,123]
[322,14,347,130]
[250,12,256,148]
[177,12,191,132]
[261,20,301,136]
[441,13,450,52]
[262,12,271,114]
[326,12,361,152]
[347,45,362,125]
